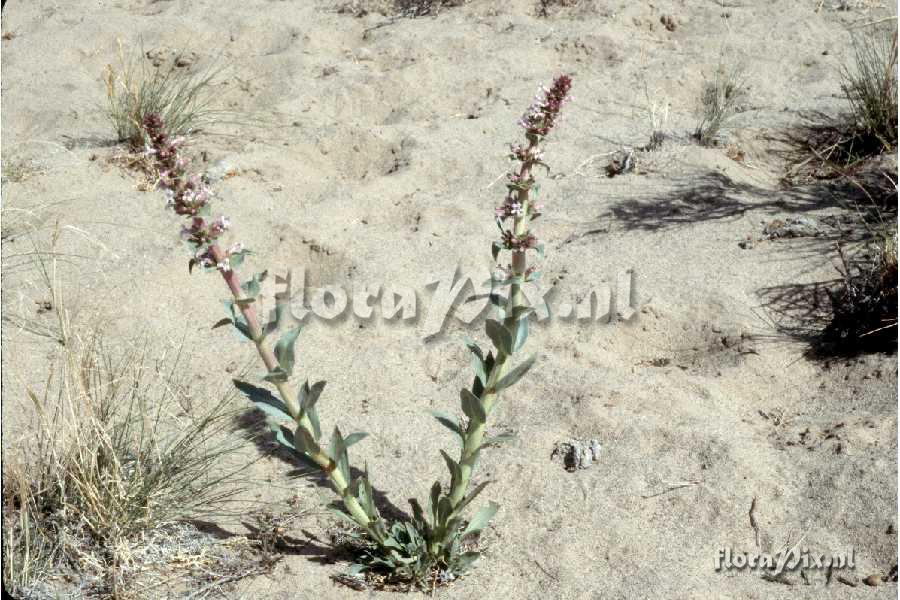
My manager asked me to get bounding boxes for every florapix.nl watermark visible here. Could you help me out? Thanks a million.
[245,266,639,339]
[715,546,855,576]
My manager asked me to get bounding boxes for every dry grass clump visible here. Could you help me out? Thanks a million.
[694,56,747,146]
[337,0,465,18]
[103,40,229,149]
[840,25,898,156]
[536,0,582,18]
[820,228,898,355]
[2,325,249,597]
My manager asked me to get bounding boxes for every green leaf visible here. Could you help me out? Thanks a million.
[298,380,326,411]
[485,319,512,355]
[241,272,266,300]
[535,242,545,260]
[212,317,233,329]
[274,326,302,376]
[429,481,441,524]
[510,305,533,321]
[329,428,350,483]
[409,498,429,529]
[359,468,378,520]
[431,410,464,442]
[460,389,486,424]
[491,240,502,262]
[306,405,321,440]
[437,497,454,525]
[229,249,251,270]
[493,298,508,321]
[453,481,489,516]
[494,354,536,391]
[440,450,462,491]
[462,501,499,537]
[344,432,369,448]
[347,563,367,576]
[464,338,487,385]
[298,380,326,439]
[512,316,529,353]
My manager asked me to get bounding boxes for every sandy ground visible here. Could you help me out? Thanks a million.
[2,0,898,598]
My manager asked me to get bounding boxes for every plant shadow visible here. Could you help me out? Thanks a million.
[231,380,410,525]
[604,167,888,234]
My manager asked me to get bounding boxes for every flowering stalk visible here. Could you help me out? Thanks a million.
[142,74,571,583]
[142,114,387,544]
[423,75,572,563]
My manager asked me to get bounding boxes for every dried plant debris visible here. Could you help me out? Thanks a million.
[762,216,823,240]
[8,521,267,600]
[551,438,602,471]
[820,238,897,355]
[605,149,635,178]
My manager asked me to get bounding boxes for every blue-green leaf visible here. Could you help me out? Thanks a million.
[460,389,486,424]
[431,410,464,441]
[274,326,302,376]
[512,316,529,353]
[440,450,462,491]
[485,319,512,355]
[494,354,536,391]
[453,481,489,516]
[344,432,369,448]
[464,339,487,384]
[462,501,499,537]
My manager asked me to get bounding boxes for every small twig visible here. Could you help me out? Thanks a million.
[573,152,617,176]
[485,170,507,190]
[363,17,400,39]
[641,479,702,499]
[848,16,898,29]
[533,559,560,582]
[184,566,269,600]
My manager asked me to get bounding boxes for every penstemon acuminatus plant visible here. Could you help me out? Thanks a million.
[142,73,571,587]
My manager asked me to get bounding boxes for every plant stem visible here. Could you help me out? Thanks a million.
[446,143,534,510]
[207,244,379,539]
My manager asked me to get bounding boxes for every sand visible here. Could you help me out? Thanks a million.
[1,0,897,598]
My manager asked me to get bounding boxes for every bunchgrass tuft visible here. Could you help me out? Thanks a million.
[2,325,249,597]
[840,25,898,156]
[694,55,747,146]
[103,39,230,149]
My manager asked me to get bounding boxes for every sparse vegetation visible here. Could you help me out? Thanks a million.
[840,25,898,156]
[821,228,898,355]
[2,294,249,596]
[104,40,229,149]
[141,75,571,588]
[694,55,747,146]
[337,0,465,18]
[536,0,581,17]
